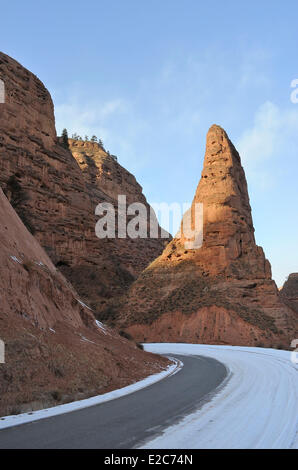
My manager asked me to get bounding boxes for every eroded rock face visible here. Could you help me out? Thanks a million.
[0,188,168,416]
[280,274,298,314]
[68,138,170,273]
[166,125,272,279]
[68,139,147,206]
[118,126,297,347]
[0,51,169,322]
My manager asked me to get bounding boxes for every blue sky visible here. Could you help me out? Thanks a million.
[1,0,298,286]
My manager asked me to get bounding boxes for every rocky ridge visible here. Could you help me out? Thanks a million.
[280,273,298,314]
[0,51,169,323]
[117,126,297,347]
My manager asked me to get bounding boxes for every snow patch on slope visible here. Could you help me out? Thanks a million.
[77,299,92,310]
[10,255,22,264]
[95,319,107,334]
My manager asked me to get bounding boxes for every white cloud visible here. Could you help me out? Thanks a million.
[55,97,129,137]
[100,99,128,118]
[237,102,280,163]
[53,90,152,174]
[236,101,298,188]
[238,49,272,89]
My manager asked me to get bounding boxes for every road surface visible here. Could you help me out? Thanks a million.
[143,344,298,449]
[0,354,227,449]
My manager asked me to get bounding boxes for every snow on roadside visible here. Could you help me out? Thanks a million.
[141,343,298,449]
[0,357,182,430]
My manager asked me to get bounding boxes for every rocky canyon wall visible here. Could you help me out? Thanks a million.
[280,273,298,314]
[0,52,169,324]
[0,187,168,416]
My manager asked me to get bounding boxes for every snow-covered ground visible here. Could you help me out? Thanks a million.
[0,358,182,430]
[142,343,298,449]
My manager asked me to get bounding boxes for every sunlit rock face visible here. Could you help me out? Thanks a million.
[280,273,298,314]
[117,125,297,348]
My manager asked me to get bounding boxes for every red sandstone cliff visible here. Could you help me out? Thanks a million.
[68,139,147,206]
[0,187,168,416]
[0,52,169,324]
[118,126,297,347]
[280,274,298,314]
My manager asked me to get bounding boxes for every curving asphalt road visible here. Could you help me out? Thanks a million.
[0,355,227,449]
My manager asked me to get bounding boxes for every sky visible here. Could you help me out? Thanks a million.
[1,0,298,286]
